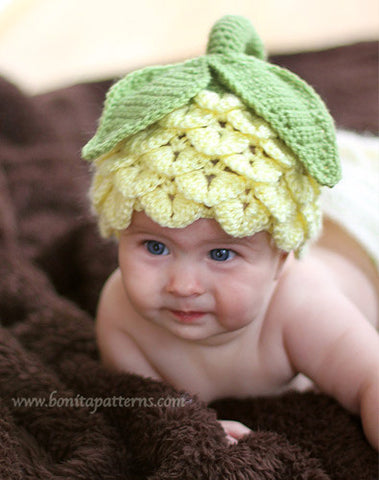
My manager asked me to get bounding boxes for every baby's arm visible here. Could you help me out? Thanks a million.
[283,287,379,450]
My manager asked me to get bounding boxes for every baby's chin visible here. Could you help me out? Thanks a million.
[158,319,222,343]
[154,317,244,346]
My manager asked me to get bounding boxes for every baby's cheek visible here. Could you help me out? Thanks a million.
[218,299,254,331]
[216,293,257,330]
[124,271,162,312]
[122,273,147,306]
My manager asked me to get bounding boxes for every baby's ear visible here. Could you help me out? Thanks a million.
[274,251,290,280]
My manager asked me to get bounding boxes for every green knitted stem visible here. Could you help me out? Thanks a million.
[206,15,265,60]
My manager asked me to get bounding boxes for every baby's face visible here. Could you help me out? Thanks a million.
[118,212,286,343]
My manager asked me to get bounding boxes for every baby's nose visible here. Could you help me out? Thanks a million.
[166,262,205,297]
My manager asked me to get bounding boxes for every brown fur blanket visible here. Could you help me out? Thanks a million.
[0,42,378,479]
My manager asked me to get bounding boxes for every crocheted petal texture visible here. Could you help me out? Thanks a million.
[255,181,297,222]
[223,153,283,183]
[226,109,276,140]
[159,103,214,128]
[186,127,250,156]
[90,172,113,210]
[195,90,244,112]
[208,55,341,187]
[272,216,305,252]
[88,89,323,253]
[82,57,210,160]
[94,151,135,175]
[176,168,246,207]
[139,182,206,228]
[114,166,165,198]
[142,147,208,176]
[123,125,178,156]
[214,197,270,237]
[98,186,134,231]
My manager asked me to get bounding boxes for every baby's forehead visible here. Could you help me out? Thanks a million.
[126,212,272,248]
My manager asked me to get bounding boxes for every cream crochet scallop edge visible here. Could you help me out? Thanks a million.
[89,90,322,254]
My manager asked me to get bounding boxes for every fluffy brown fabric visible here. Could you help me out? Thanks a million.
[0,42,378,479]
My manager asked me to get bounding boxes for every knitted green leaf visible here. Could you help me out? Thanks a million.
[82,57,210,160]
[83,15,341,187]
[208,54,340,187]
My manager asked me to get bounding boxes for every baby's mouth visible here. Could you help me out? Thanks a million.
[169,310,206,323]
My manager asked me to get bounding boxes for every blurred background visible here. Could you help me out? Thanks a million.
[0,0,378,94]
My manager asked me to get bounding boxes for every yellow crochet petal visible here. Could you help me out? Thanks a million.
[214,196,270,237]
[160,103,214,128]
[272,215,305,252]
[176,169,245,207]
[224,151,283,183]
[139,185,173,226]
[217,93,245,113]
[194,90,244,112]
[98,217,113,238]
[255,181,297,221]
[171,194,207,227]
[301,201,322,240]
[186,125,249,156]
[173,148,209,175]
[114,166,165,198]
[285,170,320,204]
[157,104,190,127]
[90,172,113,210]
[243,196,270,229]
[123,125,177,156]
[141,146,207,176]
[207,170,246,205]
[121,128,149,155]
[226,109,275,139]
[221,152,256,179]
[175,170,209,204]
[89,89,322,253]
[261,138,297,168]
[169,134,190,152]
[138,181,204,228]
[99,188,134,230]
[94,150,136,174]
[249,155,283,183]
[184,124,220,154]
[140,147,175,175]
[133,197,144,213]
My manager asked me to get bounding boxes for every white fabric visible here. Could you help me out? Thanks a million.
[321,130,379,269]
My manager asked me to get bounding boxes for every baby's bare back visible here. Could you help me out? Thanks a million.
[313,218,378,326]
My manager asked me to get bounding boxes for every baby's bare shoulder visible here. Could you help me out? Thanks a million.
[276,249,378,326]
[259,257,332,366]
[272,255,336,319]
[267,252,372,339]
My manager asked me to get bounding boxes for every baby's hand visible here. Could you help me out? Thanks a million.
[219,419,252,444]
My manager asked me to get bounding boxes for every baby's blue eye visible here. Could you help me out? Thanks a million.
[209,249,235,262]
[145,240,169,256]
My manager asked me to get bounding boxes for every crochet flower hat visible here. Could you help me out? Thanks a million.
[82,15,341,254]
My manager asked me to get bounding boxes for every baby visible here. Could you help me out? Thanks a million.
[82,16,379,449]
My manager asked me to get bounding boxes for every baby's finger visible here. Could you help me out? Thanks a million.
[226,434,239,445]
[219,420,252,440]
